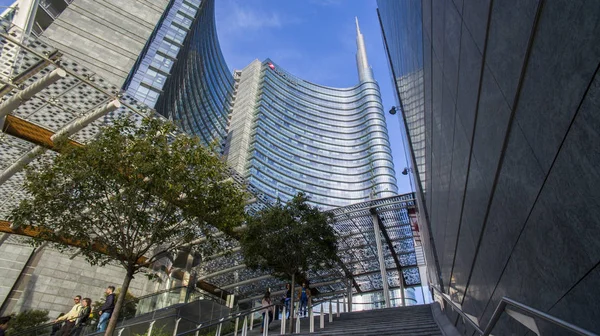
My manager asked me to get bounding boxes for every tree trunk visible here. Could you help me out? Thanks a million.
[105,266,134,336]
[289,273,295,334]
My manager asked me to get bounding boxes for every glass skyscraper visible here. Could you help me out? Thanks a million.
[226,55,398,208]
[153,2,398,209]
[123,0,202,108]
[153,0,234,146]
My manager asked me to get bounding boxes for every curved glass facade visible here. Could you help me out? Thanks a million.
[154,0,234,146]
[239,60,398,209]
[123,0,201,108]
[151,1,398,209]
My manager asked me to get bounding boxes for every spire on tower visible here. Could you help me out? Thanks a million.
[355,17,373,82]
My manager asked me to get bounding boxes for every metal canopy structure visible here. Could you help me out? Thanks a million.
[194,194,422,303]
[0,17,422,305]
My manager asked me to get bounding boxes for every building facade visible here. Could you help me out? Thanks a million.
[154,0,234,146]
[123,0,201,108]
[223,20,397,209]
[153,5,398,209]
[34,0,169,87]
[378,0,600,334]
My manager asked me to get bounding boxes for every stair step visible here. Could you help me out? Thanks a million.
[241,304,443,336]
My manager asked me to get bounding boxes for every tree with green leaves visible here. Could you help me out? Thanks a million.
[239,193,338,333]
[10,118,247,336]
[5,309,49,336]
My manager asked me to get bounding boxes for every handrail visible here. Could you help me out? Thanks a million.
[12,313,195,336]
[431,287,483,334]
[484,297,597,336]
[309,294,346,309]
[432,286,597,336]
[176,303,281,336]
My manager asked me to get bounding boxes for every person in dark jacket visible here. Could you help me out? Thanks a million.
[283,283,291,319]
[0,316,11,336]
[70,298,92,336]
[96,286,115,332]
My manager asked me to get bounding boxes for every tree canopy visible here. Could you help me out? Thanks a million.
[10,117,248,335]
[240,193,338,332]
[241,193,338,279]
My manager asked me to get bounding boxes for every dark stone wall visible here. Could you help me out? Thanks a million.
[380,0,600,333]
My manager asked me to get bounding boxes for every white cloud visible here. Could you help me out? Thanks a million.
[309,0,342,6]
[218,0,301,33]
[230,5,282,29]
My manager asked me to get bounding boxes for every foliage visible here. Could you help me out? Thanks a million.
[92,289,137,321]
[6,309,49,336]
[240,193,338,280]
[240,193,338,333]
[133,325,171,336]
[10,117,248,335]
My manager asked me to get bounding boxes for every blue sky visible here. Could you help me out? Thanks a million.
[0,0,413,194]
[214,0,413,193]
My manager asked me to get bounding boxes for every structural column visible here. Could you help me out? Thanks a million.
[372,213,391,307]
[347,278,353,312]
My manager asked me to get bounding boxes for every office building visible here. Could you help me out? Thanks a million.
[123,0,202,108]
[378,0,600,334]
[3,0,170,87]
[154,0,234,146]
[154,3,398,208]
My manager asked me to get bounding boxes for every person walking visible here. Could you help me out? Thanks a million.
[0,316,11,336]
[283,283,291,319]
[260,291,274,333]
[70,298,92,336]
[54,295,82,336]
[96,286,115,332]
[297,282,310,317]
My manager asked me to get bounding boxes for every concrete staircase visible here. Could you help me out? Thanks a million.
[243,304,446,336]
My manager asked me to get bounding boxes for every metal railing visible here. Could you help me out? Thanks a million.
[432,286,598,336]
[10,287,227,336]
[176,303,278,336]
[175,294,354,336]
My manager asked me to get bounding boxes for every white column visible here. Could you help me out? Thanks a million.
[241,317,247,336]
[281,306,286,334]
[347,279,353,313]
[320,303,324,329]
[309,305,314,333]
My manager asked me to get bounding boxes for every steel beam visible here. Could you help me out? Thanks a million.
[371,212,391,307]
[371,209,405,306]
